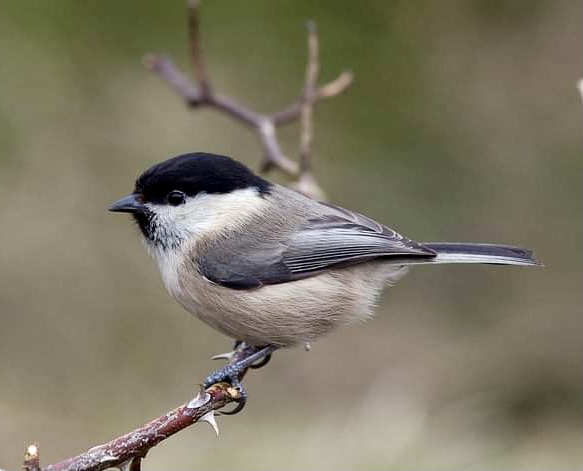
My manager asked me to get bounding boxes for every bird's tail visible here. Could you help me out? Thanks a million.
[420,242,542,267]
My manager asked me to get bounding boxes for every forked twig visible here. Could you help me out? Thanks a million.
[143,0,353,199]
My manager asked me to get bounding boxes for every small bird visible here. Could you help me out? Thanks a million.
[110,152,539,410]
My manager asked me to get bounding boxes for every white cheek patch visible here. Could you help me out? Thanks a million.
[145,187,267,249]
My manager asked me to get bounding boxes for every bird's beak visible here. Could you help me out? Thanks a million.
[109,194,145,213]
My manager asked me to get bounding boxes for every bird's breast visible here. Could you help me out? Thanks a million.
[153,243,407,347]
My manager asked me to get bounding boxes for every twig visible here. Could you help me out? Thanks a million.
[143,0,353,199]
[295,20,323,199]
[187,0,211,100]
[142,55,262,127]
[23,443,41,471]
[271,70,354,126]
[43,343,258,471]
[40,344,256,471]
[300,20,318,169]
[44,383,238,471]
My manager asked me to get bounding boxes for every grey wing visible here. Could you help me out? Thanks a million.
[284,202,435,273]
[199,202,435,290]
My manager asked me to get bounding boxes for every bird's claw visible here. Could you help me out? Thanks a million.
[203,344,277,415]
[218,382,247,415]
[249,353,272,369]
[203,364,247,414]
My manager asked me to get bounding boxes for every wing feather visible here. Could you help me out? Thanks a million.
[199,201,435,289]
[282,217,434,275]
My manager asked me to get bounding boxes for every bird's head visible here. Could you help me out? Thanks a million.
[109,152,271,251]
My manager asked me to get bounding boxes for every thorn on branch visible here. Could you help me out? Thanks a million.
[186,386,211,409]
[199,410,220,436]
[44,382,240,471]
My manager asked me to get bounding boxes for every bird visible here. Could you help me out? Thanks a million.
[109,151,540,411]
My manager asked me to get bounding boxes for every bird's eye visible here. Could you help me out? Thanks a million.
[167,190,186,206]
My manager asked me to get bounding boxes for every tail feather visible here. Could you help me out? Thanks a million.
[422,242,542,267]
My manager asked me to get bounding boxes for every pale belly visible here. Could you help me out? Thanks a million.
[167,262,407,347]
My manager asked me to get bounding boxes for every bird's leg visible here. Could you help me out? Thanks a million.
[212,340,273,369]
[204,343,278,414]
[248,342,273,369]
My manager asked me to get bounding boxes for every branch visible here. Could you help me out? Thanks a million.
[44,383,238,471]
[23,444,41,471]
[22,343,256,471]
[142,55,263,128]
[187,0,211,99]
[271,70,354,126]
[295,20,322,199]
[143,0,353,199]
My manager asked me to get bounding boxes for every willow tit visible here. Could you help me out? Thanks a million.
[110,152,539,405]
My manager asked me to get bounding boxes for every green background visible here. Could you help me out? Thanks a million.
[0,0,580,469]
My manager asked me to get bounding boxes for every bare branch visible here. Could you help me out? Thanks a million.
[34,343,263,471]
[257,119,299,176]
[317,71,354,100]
[187,0,212,99]
[209,94,265,129]
[142,54,201,103]
[23,443,41,471]
[44,383,239,471]
[299,20,319,174]
[143,54,264,127]
[143,1,352,198]
[271,71,354,126]
[295,21,324,199]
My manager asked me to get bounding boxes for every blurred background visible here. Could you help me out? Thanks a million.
[0,1,581,469]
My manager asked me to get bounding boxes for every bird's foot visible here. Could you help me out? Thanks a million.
[204,344,278,415]
[212,340,273,369]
